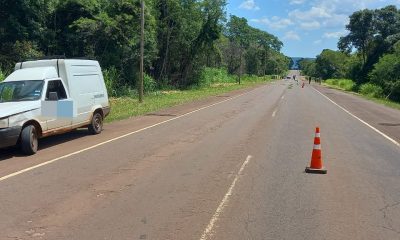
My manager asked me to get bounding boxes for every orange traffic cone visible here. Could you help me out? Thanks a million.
[305,127,327,174]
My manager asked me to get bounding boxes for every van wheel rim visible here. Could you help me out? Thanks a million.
[31,131,37,150]
[94,116,102,131]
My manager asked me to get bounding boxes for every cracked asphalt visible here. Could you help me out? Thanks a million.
[1,71,400,239]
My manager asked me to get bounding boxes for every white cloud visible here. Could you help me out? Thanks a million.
[239,0,260,11]
[289,7,331,21]
[290,0,306,5]
[285,0,396,32]
[299,21,321,30]
[252,16,293,29]
[284,31,301,41]
[323,31,347,39]
[314,39,322,45]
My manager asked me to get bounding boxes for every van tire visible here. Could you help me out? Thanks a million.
[21,125,38,155]
[88,112,103,135]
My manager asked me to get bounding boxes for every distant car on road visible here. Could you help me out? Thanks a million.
[0,58,110,155]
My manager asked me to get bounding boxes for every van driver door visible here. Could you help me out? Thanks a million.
[43,79,72,130]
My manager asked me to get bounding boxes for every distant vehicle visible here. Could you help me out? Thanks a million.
[286,76,291,79]
[0,59,110,155]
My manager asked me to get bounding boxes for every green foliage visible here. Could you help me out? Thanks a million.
[310,5,400,104]
[315,49,349,79]
[0,69,6,82]
[0,0,287,93]
[144,74,157,93]
[103,67,137,97]
[338,9,375,62]
[298,59,317,77]
[325,79,356,91]
[359,83,384,98]
[103,67,121,97]
[197,68,235,86]
[338,5,400,84]
[369,41,400,101]
[223,16,287,78]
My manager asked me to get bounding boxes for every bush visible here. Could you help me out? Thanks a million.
[338,79,355,91]
[325,79,355,91]
[359,83,384,98]
[103,67,134,97]
[369,42,400,101]
[197,68,235,86]
[144,74,157,93]
[103,67,120,97]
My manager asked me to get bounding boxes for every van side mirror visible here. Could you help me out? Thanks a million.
[49,92,59,101]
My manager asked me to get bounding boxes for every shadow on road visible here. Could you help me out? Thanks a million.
[0,129,90,161]
[379,123,400,127]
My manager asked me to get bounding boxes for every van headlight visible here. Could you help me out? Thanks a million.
[0,117,9,128]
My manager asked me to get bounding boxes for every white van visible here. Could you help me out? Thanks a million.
[0,59,110,155]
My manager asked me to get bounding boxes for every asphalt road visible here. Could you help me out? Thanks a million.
[1,71,400,240]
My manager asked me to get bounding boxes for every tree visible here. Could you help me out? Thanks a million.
[315,49,349,79]
[299,59,317,78]
[370,41,400,101]
[339,6,400,83]
[0,0,288,92]
[338,9,375,64]
[226,15,251,83]
[0,0,57,68]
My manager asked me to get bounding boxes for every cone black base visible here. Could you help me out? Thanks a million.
[305,167,327,174]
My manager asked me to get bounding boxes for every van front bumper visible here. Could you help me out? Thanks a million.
[0,126,22,149]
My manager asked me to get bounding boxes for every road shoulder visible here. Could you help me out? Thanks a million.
[313,84,400,144]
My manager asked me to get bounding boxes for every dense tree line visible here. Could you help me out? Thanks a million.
[0,0,288,91]
[299,5,400,102]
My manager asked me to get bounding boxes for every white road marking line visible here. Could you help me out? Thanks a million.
[0,86,267,183]
[200,155,252,240]
[313,87,400,148]
[272,109,278,117]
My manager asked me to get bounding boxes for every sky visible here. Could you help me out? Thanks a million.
[226,0,400,58]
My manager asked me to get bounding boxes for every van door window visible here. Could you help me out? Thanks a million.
[46,80,67,101]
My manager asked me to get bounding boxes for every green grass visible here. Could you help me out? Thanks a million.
[362,95,400,110]
[323,79,400,110]
[106,76,274,123]
[324,79,355,91]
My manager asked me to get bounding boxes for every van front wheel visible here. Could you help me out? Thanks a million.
[88,112,103,135]
[21,125,38,155]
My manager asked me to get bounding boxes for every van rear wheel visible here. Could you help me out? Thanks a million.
[88,112,103,135]
[21,125,38,155]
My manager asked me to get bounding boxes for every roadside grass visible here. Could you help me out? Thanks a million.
[362,95,400,110]
[106,76,275,123]
[323,79,400,111]
[324,79,355,91]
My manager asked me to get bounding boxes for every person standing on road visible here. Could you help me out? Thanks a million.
[309,77,311,84]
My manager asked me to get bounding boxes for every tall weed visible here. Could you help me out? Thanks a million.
[325,79,355,91]
[359,83,384,98]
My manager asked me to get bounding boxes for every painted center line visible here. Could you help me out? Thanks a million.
[272,109,278,117]
[313,87,400,148]
[200,155,253,240]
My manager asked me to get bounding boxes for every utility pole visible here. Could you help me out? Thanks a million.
[139,0,145,103]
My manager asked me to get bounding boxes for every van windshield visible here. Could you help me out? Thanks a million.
[0,80,44,103]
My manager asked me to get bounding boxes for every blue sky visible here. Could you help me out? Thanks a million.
[226,0,400,58]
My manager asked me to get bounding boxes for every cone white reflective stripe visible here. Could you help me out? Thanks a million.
[313,144,321,150]
[315,133,321,137]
